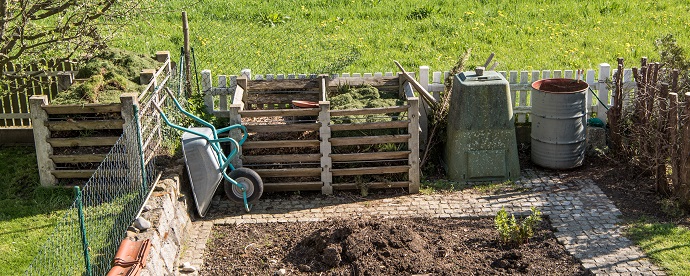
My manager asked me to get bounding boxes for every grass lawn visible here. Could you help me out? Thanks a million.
[114,0,690,75]
[0,147,73,276]
[628,221,690,275]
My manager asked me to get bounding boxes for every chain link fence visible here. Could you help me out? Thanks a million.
[24,53,188,275]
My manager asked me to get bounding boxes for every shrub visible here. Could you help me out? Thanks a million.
[494,207,542,245]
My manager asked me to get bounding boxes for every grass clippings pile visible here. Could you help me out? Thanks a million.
[52,48,161,104]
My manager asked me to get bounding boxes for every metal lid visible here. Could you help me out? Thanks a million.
[459,70,504,82]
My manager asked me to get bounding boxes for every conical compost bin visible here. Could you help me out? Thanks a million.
[530,78,588,169]
[444,69,520,181]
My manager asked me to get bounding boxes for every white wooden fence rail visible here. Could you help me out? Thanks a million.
[203,63,634,125]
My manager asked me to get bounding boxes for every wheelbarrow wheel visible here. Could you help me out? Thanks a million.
[224,168,263,204]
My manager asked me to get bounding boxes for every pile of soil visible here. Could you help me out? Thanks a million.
[204,217,590,275]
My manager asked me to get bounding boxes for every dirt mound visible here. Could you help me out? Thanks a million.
[204,217,590,275]
[284,219,433,274]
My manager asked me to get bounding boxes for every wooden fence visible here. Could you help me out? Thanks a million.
[29,52,171,186]
[1,60,77,127]
[201,70,420,194]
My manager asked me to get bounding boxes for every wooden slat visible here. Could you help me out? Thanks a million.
[263,182,323,192]
[332,181,409,190]
[50,154,107,163]
[42,103,122,114]
[242,140,320,149]
[240,108,320,117]
[47,119,124,131]
[48,136,120,147]
[245,92,321,105]
[330,106,408,116]
[328,76,399,88]
[264,181,321,191]
[248,79,321,91]
[331,166,410,176]
[51,170,96,178]
[242,154,321,164]
[330,120,409,131]
[254,168,322,177]
[331,151,410,162]
[246,123,320,133]
[330,134,410,146]
[0,113,31,119]
[247,77,400,91]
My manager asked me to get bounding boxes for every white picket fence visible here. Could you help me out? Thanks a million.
[207,63,635,124]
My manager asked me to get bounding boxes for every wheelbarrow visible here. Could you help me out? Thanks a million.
[152,88,263,215]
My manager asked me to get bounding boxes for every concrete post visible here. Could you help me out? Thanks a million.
[120,93,142,187]
[29,95,57,186]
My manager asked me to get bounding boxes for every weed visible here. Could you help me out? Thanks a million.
[355,175,369,197]
[660,198,686,218]
[473,180,524,194]
[258,12,291,27]
[494,207,542,245]
[420,179,467,194]
[406,6,438,20]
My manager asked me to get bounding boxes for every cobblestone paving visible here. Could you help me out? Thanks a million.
[178,169,665,275]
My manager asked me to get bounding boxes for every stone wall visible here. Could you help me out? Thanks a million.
[128,168,194,275]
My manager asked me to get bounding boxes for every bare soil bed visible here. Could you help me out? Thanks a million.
[203,217,590,275]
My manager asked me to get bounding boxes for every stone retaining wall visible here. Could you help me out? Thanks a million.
[128,168,193,275]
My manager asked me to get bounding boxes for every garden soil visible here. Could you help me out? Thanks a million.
[203,217,590,275]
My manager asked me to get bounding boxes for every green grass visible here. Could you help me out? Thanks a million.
[114,0,690,75]
[0,147,73,276]
[628,221,690,275]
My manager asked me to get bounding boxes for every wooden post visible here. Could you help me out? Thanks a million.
[681,93,690,201]
[29,95,56,186]
[201,69,213,113]
[669,93,680,192]
[656,83,670,194]
[319,89,333,194]
[598,63,611,122]
[227,104,243,168]
[406,88,421,193]
[182,11,192,96]
[418,66,429,147]
[228,78,245,168]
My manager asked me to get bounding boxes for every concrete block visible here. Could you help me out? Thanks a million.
[586,126,606,152]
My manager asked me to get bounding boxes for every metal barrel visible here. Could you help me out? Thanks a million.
[530,78,588,169]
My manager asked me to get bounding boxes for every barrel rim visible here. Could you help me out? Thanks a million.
[532,78,588,94]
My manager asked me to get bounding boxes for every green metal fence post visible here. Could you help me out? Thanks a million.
[133,105,148,191]
[75,186,92,276]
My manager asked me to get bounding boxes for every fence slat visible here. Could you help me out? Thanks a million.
[218,75,228,111]
[509,71,518,108]
[517,71,529,123]
[598,63,611,122]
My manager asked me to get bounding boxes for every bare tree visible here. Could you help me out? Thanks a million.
[0,0,144,74]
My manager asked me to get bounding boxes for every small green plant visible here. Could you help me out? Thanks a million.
[355,175,369,197]
[406,6,438,20]
[494,207,542,245]
[258,12,291,27]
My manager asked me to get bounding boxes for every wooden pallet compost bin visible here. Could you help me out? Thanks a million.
[201,71,420,194]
